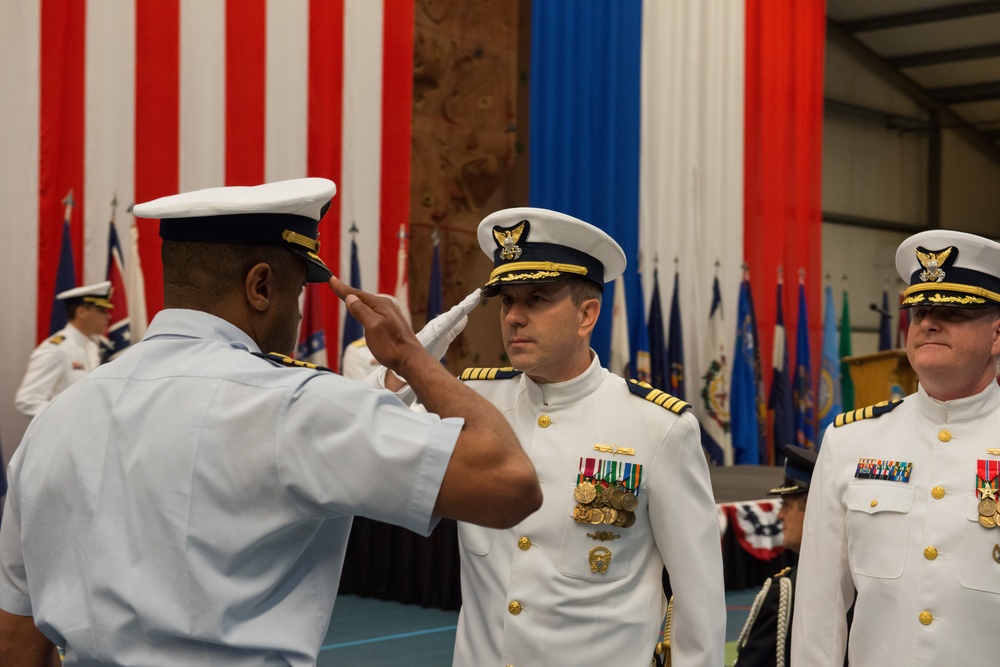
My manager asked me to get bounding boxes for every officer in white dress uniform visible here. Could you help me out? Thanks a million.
[792,229,1000,667]
[389,208,725,667]
[14,281,112,417]
[0,179,541,666]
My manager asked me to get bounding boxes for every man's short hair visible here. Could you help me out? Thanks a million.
[567,276,603,306]
[162,241,301,308]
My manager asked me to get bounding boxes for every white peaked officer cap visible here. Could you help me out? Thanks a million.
[56,280,113,310]
[477,207,627,297]
[132,178,337,283]
[895,229,1000,309]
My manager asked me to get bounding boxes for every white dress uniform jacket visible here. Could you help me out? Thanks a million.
[14,323,100,416]
[341,337,378,380]
[792,381,1000,666]
[0,309,461,666]
[452,355,725,667]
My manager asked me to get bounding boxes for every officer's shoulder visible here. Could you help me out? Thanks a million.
[348,337,368,349]
[252,352,334,373]
[459,367,523,381]
[772,566,794,580]
[833,398,904,427]
[47,334,65,345]
[625,379,692,415]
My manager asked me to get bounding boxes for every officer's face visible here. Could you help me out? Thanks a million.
[76,304,112,337]
[777,493,806,553]
[498,282,598,383]
[906,305,1000,400]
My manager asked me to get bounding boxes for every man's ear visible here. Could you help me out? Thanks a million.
[578,298,601,337]
[244,262,273,313]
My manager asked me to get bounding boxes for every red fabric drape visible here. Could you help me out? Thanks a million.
[135,0,179,317]
[308,0,345,369]
[37,0,86,341]
[744,0,826,409]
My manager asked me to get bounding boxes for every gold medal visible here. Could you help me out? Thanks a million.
[589,508,604,525]
[574,480,597,504]
[622,510,636,528]
[602,507,618,525]
[593,485,608,507]
[621,492,639,512]
[979,513,997,529]
[608,487,625,510]
[979,497,998,517]
[573,505,591,523]
[588,546,612,573]
[612,509,628,527]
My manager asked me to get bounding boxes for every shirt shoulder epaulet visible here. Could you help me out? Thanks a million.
[48,335,65,345]
[252,351,334,373]
[460,367,523,381]
[773,566,793,579]
[349,338,368,349]
[833,398,903,427]
[626,379,692,414]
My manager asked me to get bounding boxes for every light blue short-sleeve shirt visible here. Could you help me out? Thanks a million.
[0,309,461,666]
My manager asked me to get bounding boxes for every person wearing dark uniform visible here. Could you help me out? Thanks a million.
[15,282,112,417]
[735,444,816,667]
[793,229,1000,666]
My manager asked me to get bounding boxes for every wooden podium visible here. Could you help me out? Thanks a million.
[843,349,918,407]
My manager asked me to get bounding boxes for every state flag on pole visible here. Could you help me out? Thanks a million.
[647,267,668,391]
[426,228,443,323]
[896,289,909,348]
[297,282,328,367]
[839,282,854,412]
[697,272,731,466]
[818,281,842,433]
[394,224,410,318]
[667,268,686,400]
[104,202,131,361]
[877,289,892,351]
[769,272,794,465]
[609,275,631,377]
[632,260,651,383]
[793,274,816,451]
[49,190,78,335]
[340,228,363,357]
[125,214,148,343]
[731,270,761,464]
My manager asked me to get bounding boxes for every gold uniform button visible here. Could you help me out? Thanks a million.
[931,486,946,499]
[517,536,532,550]
[919,610,933,625]
[508,601,523,615]
[924,546,938,560]
[938,430,952,442]
[537,415,551,428]
[870,500,878,508]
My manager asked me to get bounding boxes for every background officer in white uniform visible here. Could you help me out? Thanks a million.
[792,229,1000,666]
[385,208,725,667]
[14,281,112,417]
[0,178,542,666]
[341,294,410,380]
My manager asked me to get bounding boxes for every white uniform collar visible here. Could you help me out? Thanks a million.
[65,322,98,347]
[913,379,1000,424]
[522,351,606,407]
[142,309,262,353]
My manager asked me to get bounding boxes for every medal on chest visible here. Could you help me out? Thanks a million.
[976,459,999,529]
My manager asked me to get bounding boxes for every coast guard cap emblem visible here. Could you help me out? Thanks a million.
[916,246,953,283]
[494,220,527,261]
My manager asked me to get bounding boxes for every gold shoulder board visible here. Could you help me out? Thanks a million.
[48,335,65,345]
[460,367,523,381]
[774,566,793,578]
[626,379,691,414]
[253,351,333,373]
[349,338,368,349]
[833,398,903,427]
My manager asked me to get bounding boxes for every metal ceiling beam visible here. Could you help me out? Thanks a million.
[824,99,933,132]
[840,1,1000,33]
[827,20,1000,166]
[927,80,1000,103]
[889,43,1000,68]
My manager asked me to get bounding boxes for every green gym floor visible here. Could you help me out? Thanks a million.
[318,589,758,666]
